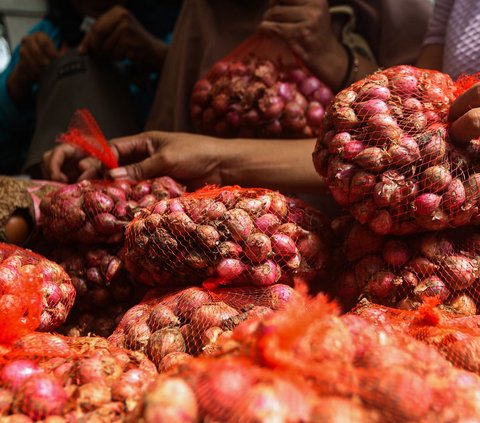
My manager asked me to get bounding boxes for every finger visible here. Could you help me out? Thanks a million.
[262,5,306,23]
[449,83,480,122]
[36,33,58,59]
[109,134,158,166]
[99,28,125,60]
[48,149,69,183]
[108,155,162,181]
[450,108,480,144]
[78,156,104,180]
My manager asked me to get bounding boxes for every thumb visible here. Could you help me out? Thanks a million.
[108,155,162,181]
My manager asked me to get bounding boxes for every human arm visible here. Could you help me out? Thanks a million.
[6,32,58,105]
[42,132,326,194]
[78,5,167,72]
[416,0,454,70]
[258,0,377,91]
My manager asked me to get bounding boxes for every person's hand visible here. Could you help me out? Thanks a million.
[449,83,480,144]
[41,144,92,183]
[78,5,166,71]
[105,132,224,189]
[258,0,347,89]
[7,32,58,104]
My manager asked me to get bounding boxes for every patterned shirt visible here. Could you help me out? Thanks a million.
[423,0,480,78]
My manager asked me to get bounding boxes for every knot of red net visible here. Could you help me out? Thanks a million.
[56,109,118,170]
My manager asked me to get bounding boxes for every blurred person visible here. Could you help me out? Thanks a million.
[0,0,182,175]
[42,0,432,202]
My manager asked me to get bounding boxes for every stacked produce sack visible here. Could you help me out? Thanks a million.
[108,284,302,369]
[0,243,75,335]
[128,295,480,422]
[332,217,480,314]
[0,333,157,421]
[124,185,332,290]
[313,65,480,235]
[353,297,480,376]
[191,34,333,138]
[37,177,186,337]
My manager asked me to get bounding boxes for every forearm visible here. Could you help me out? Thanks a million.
[416,44,444,71]
[219,138,326,194]
[310,39,378,91]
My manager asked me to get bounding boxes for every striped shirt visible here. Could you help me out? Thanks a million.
[423,0,480,78]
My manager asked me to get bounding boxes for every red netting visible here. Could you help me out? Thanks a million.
[190,33,333,138]
[129,294,480,422]
[0,333,157,421]
[352,298,480,380]
[56,109,118,170]
[40,177,186,244]
[0,243,74,338]
[47,244,147,338]
[333,216,480,315]
[124,185,332,290]
[108,284,303,371]
[313,66,480,235]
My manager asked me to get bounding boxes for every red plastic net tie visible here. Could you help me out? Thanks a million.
[56,109,119,170]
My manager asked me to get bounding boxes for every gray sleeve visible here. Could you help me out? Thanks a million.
[423,0,455,45]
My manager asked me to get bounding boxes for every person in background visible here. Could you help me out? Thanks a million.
[417,0,480,79]
[42,0,433,192]
[0,0,182,175]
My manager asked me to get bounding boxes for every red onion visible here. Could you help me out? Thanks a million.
[366,271,397,298]
[355,255,384,288]
[414,276,450,302]
[244,233,272,263]
[300,76,321,97]
[366,114,401,145]
[420,234,454,261]
[422,166,452,193]
[332,106,359,130]
[350,199,376,224]
[216,258,247,281]
[251,260,281,286]
[412,193,442,216]
[13,374,67,420]
[369,210,393,235]
[349,171,376,202]
[0,360,43,391]
[357,83,391,101]
[388,135,421,167]
[383,239,410,267]
[450,294,477,316]
[441,254,479,290]
[353,147,391,173]
[356,99,389,118]
[391,74,418,97]
[442,178,466,210]
[146,328,186,368]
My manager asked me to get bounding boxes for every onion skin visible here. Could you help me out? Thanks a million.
[441,254,479,290]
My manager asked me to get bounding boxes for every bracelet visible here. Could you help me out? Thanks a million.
[340,43,360,89]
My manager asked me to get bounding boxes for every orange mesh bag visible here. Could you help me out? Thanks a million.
[0,333,157,421]
[352,298,480,376]
[124,185,332,289]
[190,34,333,138]
[224,294,480,422]
[127,357,320,423]
[313,66,480,235]
[333,216,480,314]
[108,283,303,371]
[40,177,186,244]
[48,244,147,338]
[0,243,75,334]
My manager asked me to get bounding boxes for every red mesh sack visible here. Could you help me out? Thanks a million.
[48,244,147,338]
[313,65,480,235]
[127,357,320,423]
[0,333,157,421]
[40,177,186,244]
[0,243,75,335]
[108,283,303,370]
[352,298,480,381]
[224,294,480,422]
[124,185,332,289]
[333,216,480,314]
[129,294,480,422]
[56,108,118,170]
[190,34,333,138]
